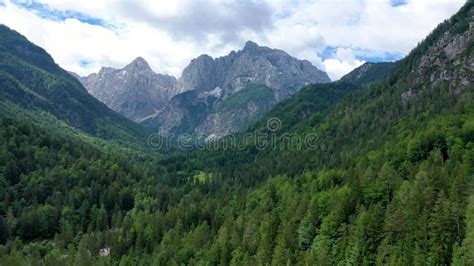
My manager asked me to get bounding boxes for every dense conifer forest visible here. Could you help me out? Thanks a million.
[0,1,473,265]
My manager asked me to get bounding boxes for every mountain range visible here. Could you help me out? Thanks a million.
[0,1,473,265]
[77,41,330,137]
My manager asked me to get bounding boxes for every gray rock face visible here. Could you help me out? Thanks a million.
[400,5,473,103]
[417,20,474,87]
[142,84,277,138]
[144,41,330,137]
[78,57,179,121]
[80,41,330,137]
[194,95,276,139]
[178,41,330,101]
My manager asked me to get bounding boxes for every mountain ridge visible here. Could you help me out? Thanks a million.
[147,41,330,136]
[0,24,149,148]
[177,40,331,100]
[77,57,180,122]
[78,41,331,137]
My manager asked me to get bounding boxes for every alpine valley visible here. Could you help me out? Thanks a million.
[0,1,473,265]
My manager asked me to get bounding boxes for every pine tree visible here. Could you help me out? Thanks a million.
[452,195,474,265]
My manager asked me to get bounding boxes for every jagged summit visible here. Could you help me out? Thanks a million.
[178,40,330,97]
[78,58,179,121]
[145,41,331,136]
[124,56,152,71]
[79,40,331,136]
[243,40,261,50]
[195,54,213,61]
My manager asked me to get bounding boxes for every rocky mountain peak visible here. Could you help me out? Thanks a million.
[79,40,332,137]
[124,56,152,72]
[147,41,331,137]
[195,54,213,61]
[241,40,274,56]
[98,66,115,75]
[243,40,260,50]
[77,58,180,122]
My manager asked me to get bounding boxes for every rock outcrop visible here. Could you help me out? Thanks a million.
[79,41,330,137]
[178,41,330,101]
[143,41,330,136]
[78,57,179,121]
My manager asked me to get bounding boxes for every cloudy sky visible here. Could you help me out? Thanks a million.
[0,0,466,80]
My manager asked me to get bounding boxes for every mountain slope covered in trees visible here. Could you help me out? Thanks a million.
[0,25,149,148]
[340,61,396,86]
[0,1,473,265]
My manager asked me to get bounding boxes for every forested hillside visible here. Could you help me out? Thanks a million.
[0,1,473,265]
[0,25,149,149]
[340,62,396,86]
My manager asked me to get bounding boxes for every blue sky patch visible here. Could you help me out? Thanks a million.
[11,0,107,27]
[320,46,339,60]
[320,45,403,63]
[357,53,402,62]
[79,60,92,68]
[391,0,408,7]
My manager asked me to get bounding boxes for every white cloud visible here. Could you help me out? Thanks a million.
[0,0,238,76]
[323,48,365,80]
[0,0,466,79]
